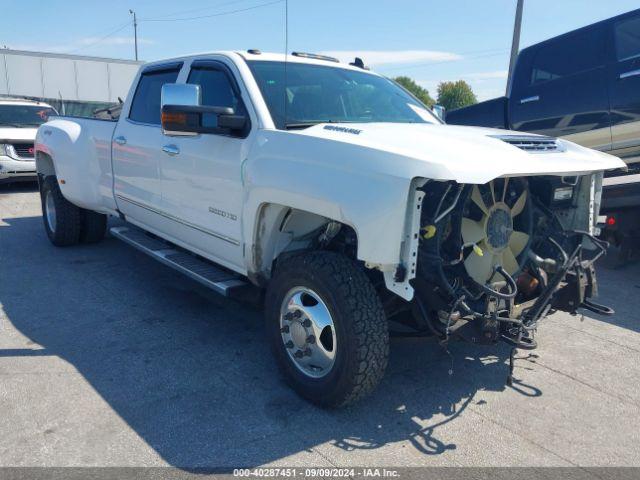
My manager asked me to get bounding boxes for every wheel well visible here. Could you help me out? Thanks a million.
[36,152,56,178]
[249,203,358,286]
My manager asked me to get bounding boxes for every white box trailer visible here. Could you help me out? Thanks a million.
[0,49,142,117]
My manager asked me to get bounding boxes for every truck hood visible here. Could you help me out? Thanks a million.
[0,127,38,142]
[294,123,625,184]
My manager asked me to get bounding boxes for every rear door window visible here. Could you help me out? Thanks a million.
[129,66,181,125]
[615,15,640,62]
[530,28,605,85]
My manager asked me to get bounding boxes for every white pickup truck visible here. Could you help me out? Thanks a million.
[35,51,625,407]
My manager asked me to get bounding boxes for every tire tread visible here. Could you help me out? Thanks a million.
[41,176,81,246]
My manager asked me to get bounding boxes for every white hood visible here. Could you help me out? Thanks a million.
[294,123,625,184]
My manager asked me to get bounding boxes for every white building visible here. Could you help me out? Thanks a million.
[0,49,142,117]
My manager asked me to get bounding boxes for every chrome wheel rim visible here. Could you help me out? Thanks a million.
[45,191,57,233]
[280,287,337,379]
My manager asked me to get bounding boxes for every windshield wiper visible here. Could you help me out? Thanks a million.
[0,123,30,128]
[284,122,320,130]
[285,120,359,130]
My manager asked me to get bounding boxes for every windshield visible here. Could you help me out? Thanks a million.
[0,105,57,127]
[247,61,438,129]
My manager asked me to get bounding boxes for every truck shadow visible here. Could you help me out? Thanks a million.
[0,214,629,468]
[0,182,39,194]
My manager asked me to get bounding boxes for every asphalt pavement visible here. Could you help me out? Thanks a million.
[1,183,639,469]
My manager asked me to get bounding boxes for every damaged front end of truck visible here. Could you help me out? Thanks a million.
[396,168,614,382]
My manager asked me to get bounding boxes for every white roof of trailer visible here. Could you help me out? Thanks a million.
[0,48,142,65]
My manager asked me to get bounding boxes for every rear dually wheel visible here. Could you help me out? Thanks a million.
[41,176,82,247]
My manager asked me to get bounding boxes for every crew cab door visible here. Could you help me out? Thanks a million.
[509,25,612,151]
[159,59,253,271]
[609,12,640,164]
[112,63,183,231]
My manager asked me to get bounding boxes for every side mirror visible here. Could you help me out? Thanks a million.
[160,83,247,136]
[432,104,446,122]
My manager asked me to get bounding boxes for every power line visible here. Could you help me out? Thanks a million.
[78,19,134,39]
[60,0,282,57]
[140,0,284,23]
[143,0,254,21]
[67,21,132,54]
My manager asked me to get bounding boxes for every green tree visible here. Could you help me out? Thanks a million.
[436,80,477,112]
[393,76,435,108]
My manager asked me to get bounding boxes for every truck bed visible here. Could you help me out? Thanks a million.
[36,116,118,214]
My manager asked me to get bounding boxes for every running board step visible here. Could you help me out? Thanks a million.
[109,226,247,296]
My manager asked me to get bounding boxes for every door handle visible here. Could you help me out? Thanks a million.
[520,95,540,104]
[162,144,180,156]
[620,69,640,80]
[114,136,127,145]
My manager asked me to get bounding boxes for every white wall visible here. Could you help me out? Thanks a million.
[0,50,142,103]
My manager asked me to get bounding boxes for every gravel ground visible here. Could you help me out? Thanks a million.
[0,182,639,469]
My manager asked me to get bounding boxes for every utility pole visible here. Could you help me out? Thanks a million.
[129,9,138,61]
[506,0,524,95]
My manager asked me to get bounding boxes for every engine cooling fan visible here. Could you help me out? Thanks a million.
[461,178,530,285]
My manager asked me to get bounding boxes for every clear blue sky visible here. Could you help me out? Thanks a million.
[2,0,638,100]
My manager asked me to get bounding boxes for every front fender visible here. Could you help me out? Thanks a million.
[242,131,414,270]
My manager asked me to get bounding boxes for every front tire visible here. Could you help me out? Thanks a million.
[41,176,81,247]
[266,252,389,408]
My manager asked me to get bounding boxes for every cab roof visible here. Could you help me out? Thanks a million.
[143,51,378,76]
[236,51,371,71]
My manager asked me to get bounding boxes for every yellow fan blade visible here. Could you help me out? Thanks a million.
[464,245,494,284]
[501,247,520,274]
[511,190,528,216]
[502,177,510,202]
[471,185,489,214]
[510,231,530,256]
[461,218,485,244]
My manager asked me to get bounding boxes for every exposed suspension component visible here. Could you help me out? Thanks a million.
[411,176,612,355]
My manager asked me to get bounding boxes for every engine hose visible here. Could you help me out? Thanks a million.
[569,230,609,251]
[415,296,446,339]
[430,183,452,222]
[433,184,464,224]
[548,237,569,264]
[526,243,582,323]
[473,265,518,300]
[444,295,469,341]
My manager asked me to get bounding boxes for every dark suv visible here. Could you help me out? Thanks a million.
[447,8,640,256]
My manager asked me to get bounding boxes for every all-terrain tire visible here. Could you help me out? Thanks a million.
[40,176,81,247]
[80,209,107,243]
[266,251,389,408]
